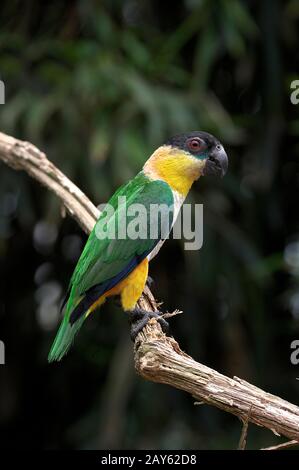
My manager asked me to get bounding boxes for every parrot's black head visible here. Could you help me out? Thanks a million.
[165,131,228,177]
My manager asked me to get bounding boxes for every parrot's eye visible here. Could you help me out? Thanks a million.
[186,137,205,153]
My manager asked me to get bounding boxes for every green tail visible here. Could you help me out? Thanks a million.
[48,315,86,362]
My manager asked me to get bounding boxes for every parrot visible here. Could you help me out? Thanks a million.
[48,131,228,362]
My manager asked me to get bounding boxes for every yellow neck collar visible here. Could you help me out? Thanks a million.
[143,145,205,197]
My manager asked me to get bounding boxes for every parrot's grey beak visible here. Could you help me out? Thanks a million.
[203,146,228,178]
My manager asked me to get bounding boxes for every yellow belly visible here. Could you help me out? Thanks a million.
[87,258,149,316]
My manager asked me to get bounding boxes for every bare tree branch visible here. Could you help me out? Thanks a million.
[238,408,251,450]
[0,132,98,234]
[134,321,299,441]
[261,440,299,451]
[1,131,299,444]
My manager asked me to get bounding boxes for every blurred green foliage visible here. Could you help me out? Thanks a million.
[0,0,299,450]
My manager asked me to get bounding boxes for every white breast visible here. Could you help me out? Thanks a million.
[147,189,185,261]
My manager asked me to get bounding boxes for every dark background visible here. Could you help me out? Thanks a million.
[0,0,299,450]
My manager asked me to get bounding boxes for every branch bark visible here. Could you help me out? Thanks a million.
[261,440,299,451]
[1,131,299,444]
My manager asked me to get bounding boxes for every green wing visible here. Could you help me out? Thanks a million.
[48,172,174,361]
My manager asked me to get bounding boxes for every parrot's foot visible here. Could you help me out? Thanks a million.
[146,275,154,288]
[128,308,169,341]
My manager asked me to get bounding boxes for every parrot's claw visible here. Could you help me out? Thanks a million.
[128,308,169,341]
